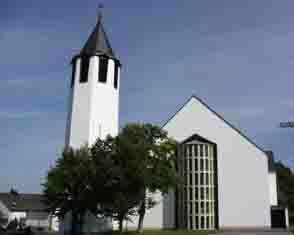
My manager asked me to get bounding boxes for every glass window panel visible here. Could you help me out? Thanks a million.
[189,159,193,171]
[206,201,210,214]
[200,159,204,171]
[195,202,199,214]
[183,187,187,200]
[190,202,193,215]
[206,173,209,184]
[195,158,198,170]
[200,145,203,157]
[206,216,210,229]
[195,173,198,185]
[200,201,204,214]
[195,187,198,199]
[205,159,209,171]
[206,187,209,199]
[189,173,193,185]
[200,173,204,185]
[200,188,204,200]
[195,216,199,229]
[190,216,193,230]
[201,216,205,229]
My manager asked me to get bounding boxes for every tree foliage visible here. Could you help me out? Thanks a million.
[90,137,143,233]
[43,147,95,235]
[43,123,179,234]
[118,123,179,233]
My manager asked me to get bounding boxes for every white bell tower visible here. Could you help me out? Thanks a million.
[65,12,121,148]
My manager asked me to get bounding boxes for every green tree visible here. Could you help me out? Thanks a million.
[119,123,179,233]
[90,137,143,234]
[43,147,96,235]
[275,161,294,226]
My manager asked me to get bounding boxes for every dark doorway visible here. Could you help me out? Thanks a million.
[271,207,286,228]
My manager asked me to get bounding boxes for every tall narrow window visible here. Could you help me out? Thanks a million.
[114,63,119,89]
[71,63,76,87]
[80,57,90,83]
[200,145,203,157]
[99,57,108,83]
[180,141,216,230]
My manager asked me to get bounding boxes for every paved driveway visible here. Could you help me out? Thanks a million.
[214,231,292,235]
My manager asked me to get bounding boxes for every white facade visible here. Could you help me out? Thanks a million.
[0,208,58,231]
[269,172,278,206]
[162,96,271,229]
[65,56,119,148]
[138,96,273,230]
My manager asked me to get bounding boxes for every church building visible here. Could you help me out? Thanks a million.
[62,11,288,232]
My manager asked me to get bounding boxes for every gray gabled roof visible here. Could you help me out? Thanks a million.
[0,193,47,212]
[80,15,116,59]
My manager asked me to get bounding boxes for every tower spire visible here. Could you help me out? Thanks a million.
[97,3,103,22]
[79,3,117,59]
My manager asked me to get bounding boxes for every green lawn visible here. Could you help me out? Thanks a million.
[110,230,216,235]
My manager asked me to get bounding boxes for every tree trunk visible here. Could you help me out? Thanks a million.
[137,196,146,234]
[71,212,78,235]
[118,218,123,235]
[78,213,84,235]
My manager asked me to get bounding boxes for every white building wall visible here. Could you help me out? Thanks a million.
[269,172,278,206]
[66,56,119,148]
[122,191,164,230]
[9,212,26,222]
[88,58,119,144]
[67,58,92,148]
[161,97,271,229]
[26,212,50,228]
[285,208,289,228]
[0,201,10,219]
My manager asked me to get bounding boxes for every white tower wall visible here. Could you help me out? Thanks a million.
[66,56,119,149]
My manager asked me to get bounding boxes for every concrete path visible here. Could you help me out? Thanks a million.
[214,231,292,235]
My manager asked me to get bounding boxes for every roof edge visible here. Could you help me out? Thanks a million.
[71,53,121,66]
[162,94,267,157]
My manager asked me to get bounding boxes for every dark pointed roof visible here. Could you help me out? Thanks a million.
[80,15,116,59]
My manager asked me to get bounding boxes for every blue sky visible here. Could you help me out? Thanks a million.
[1,0,294,193]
